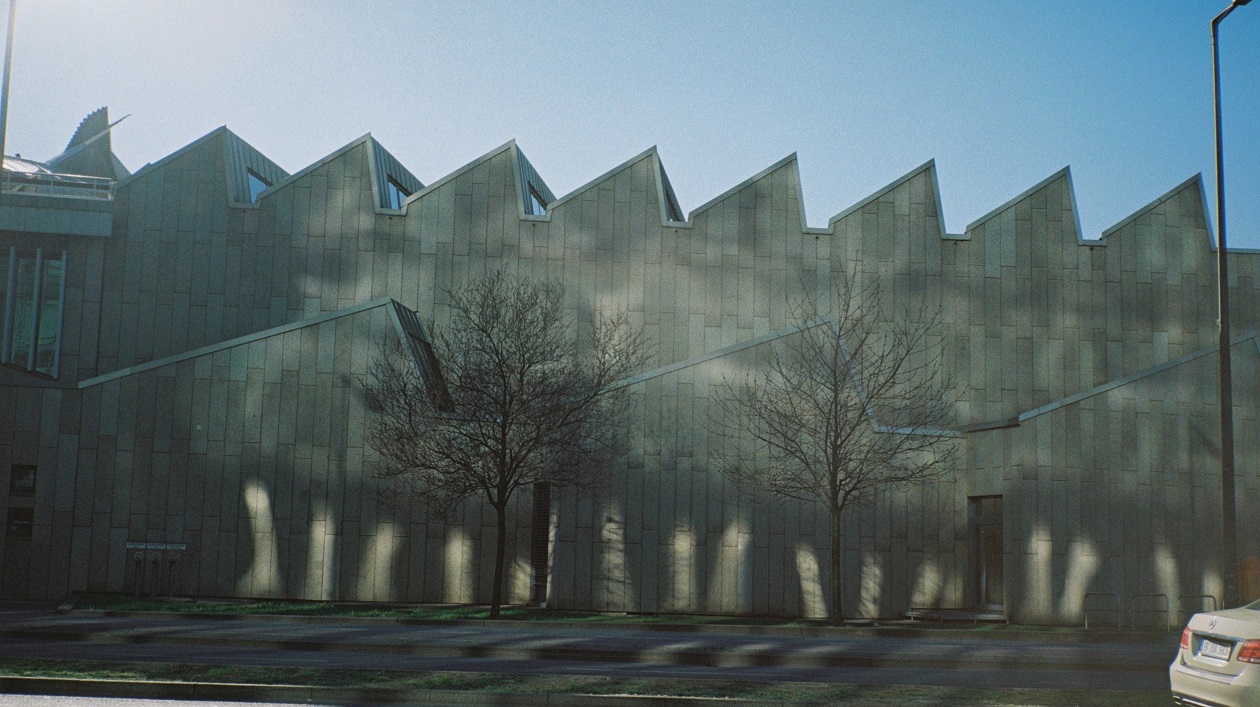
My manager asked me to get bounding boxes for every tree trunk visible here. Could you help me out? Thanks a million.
[830,505,844,624]
[490,502,508,619]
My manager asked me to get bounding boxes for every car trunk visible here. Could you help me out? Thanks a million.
[1184,608,1260,677]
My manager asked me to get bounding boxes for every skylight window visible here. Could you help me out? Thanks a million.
[665,190,684,222]
[386,176,412,210]
[527,185,548,216]
[246,169,271,203]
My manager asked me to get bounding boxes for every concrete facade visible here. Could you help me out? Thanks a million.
[2,110,1258,625]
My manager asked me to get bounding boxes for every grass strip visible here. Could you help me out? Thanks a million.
[73,594,816,625]
[69,594,1150,637]
[0,657,1168,705]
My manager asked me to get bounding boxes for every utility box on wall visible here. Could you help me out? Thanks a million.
[124,542,187,597]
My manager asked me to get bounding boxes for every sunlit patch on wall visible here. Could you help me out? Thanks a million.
[910,557,942,607]
[237,478,282,596]
[1059,538,1098,622]
[445,527,473,603]
[301,499,337,600]
[669,525,695,612]
[358,521,402,601]
[791,541,825,618]
[1026,525,1052,620]
[860,551,883,619]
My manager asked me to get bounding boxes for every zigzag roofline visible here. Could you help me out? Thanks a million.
[255,131,374,203]
[114,128,1224,255]
[547,145,658,212]
[687,152,796,220]
[963,166,1074,234]
[403,139,516,209]
[1099,173,1220,255]
[114,126,225,191]
[829,158,941,228]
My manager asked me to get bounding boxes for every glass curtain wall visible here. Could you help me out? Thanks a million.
[0,247,66,377]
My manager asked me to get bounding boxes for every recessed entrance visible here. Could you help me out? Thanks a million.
[970,496,1004,611]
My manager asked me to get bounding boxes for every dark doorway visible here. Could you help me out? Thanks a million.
[529,482,551,606]
[970,496,1004,611]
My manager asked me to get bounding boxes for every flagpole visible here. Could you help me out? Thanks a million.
[0,0,18,166]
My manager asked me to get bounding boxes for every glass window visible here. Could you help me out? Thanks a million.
[665,191,683,222]
[246,169,271,203]
[0,249,8,329]
[386,176,411,210]
[9,465,35,496]
[35,258,63,375]
[5,507,32,538]
[527,185,548,216]
[8,255,37,365]
[408,332,452,411]
[0,248,65,377]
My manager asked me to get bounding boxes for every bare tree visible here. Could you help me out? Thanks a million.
[363,271,649,618]
[711,269,958,620]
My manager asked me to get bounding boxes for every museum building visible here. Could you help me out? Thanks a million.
[1,107,1258,625]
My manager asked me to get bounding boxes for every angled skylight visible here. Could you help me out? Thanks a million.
[246,169,271,203]
[386,176,412,210]
[515,146,555,218]
[527,185,548,216]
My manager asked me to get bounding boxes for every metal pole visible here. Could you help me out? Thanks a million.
[1212,0,1249,609]
[0,0,16,166]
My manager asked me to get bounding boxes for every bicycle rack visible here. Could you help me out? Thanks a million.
[1083,592,1120,629]
[1176,594,1218,625]
[1129,593,1171,631]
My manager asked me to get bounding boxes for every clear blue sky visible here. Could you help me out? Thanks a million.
[7,1,1260,247]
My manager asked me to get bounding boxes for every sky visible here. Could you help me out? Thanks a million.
[5,1,1260,247]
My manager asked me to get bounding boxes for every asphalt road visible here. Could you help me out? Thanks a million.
[0,606,1173,693]
[0,698,332,707]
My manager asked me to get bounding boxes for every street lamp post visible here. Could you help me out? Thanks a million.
[1212,0,1250,610]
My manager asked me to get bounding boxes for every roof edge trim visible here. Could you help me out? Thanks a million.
[253,133,373,204]
[964,166,1071,234]
[688,152,798,220]
[1100,173,1205,241]
[406,140,516,207]
[79,298,394,388]
[548,146,657,212]
[1016,332,1260,423]
[829,158,937,226]
[113,126,228,191]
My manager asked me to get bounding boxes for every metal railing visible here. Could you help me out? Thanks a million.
[1129,593,1171,630]
[0,171,112,201]
[1177,594,1219,625]
[1083,592,1120,629]
[1082,593,1220,631]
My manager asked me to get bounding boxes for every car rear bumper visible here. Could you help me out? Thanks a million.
[1171,656,1258,707]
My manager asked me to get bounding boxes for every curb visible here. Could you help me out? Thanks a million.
[0,676,820,706]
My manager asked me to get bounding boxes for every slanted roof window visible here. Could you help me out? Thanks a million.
[665,190,683,222]
[246,169,271,203]
[527,185,548,216]
[386,176,412,210]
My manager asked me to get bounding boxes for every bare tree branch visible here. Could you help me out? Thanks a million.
[362,271,651,618]
[710,267,959,620]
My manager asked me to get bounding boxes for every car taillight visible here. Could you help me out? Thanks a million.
[1181,627,1192,650]
[1239,640,1260,664]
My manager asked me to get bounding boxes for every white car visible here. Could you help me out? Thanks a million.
[1171,599,1260,706]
